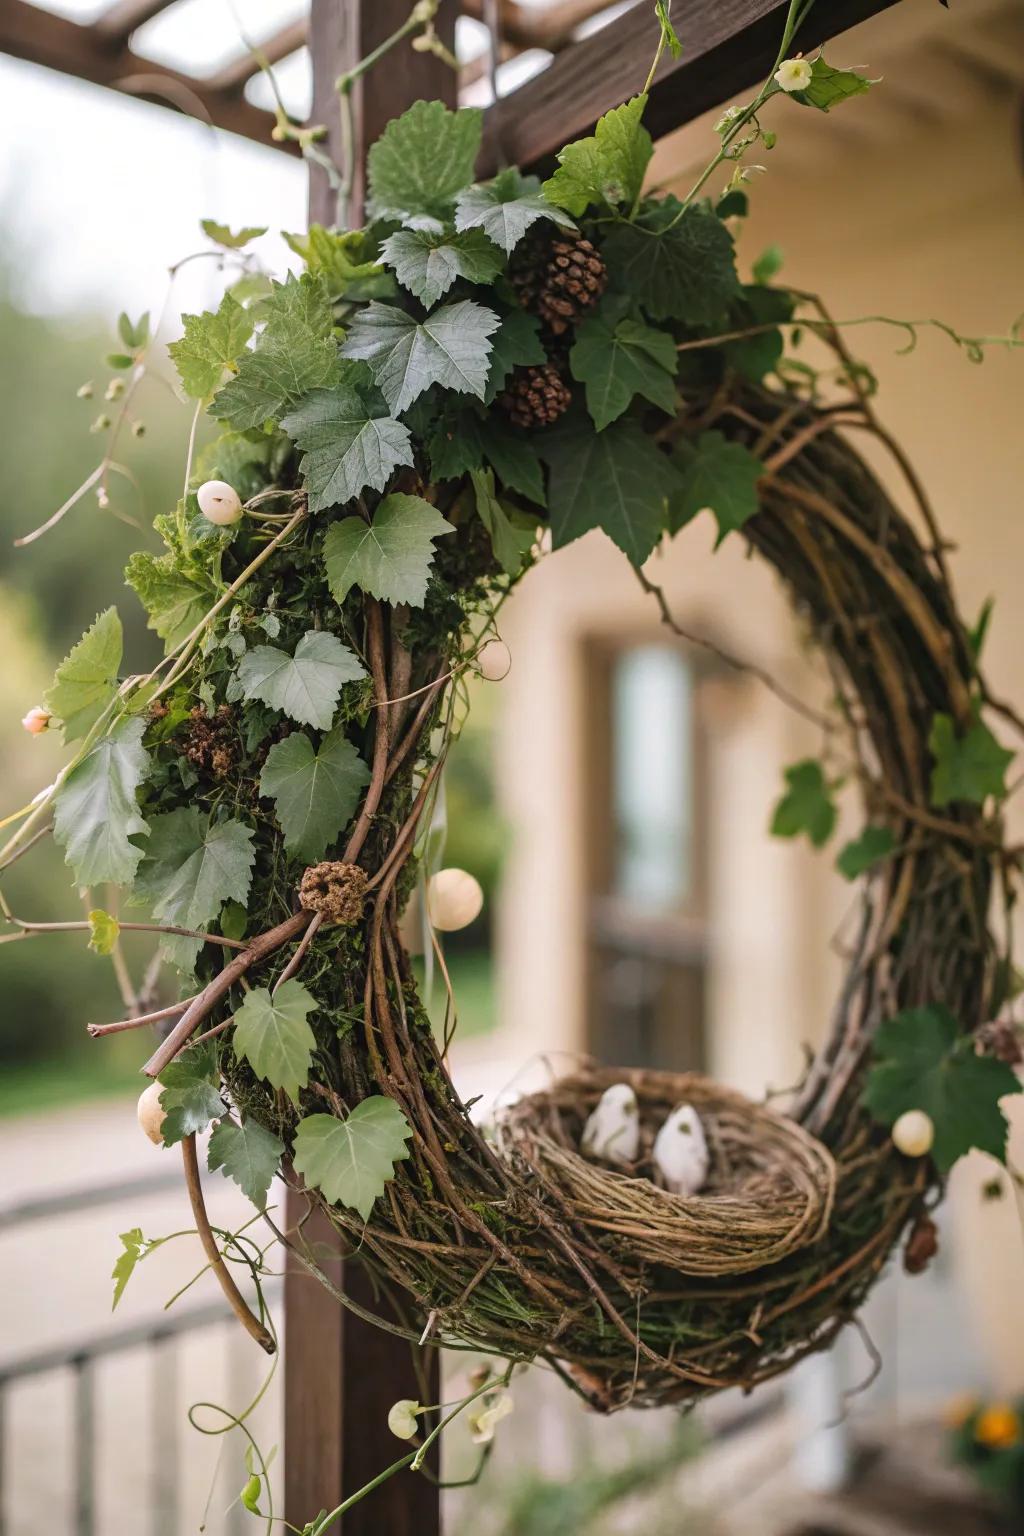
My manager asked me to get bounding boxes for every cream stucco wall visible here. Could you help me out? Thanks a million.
[471,11,1024,1391]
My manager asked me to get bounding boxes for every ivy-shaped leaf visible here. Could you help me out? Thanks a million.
[864,1005,1021,1172]
[169,293,255,400]
[484,309,546,403]
[112,1228,149,1310]
[668,430,762,546]
[133,808,255,952]
[44,607,123,743]
[570,311,678,431]
[210,274,338,430]
[88,908,120,955]
[929,709,1013,808]
[158,1040,224,1147]
[367,101,482,219]
[470,468,532,577]
[540,411,682,566]
[381,227,505,308]
[480,418,546,507]
[770,760,837,848]
[125,550,218,652]
[603,202,740,325]
[232,980,317,1101]
[259,727,370,863]
[542,96,652,216]
[340,300,501,415]
[207,1116,284,1208]
[201,219,267,249]
[836,825,896,880]
[292,1098,413,1220]
[455,167,575,255]
[280,373,413,512]
[53,716,151,888]
[284,225,390,301]
[237,631,366,731]
[323,493,454,607]
[789,57,876,112]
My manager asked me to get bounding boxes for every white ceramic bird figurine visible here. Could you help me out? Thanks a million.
[652,1103,709,1196]
[581,1083,640,1167]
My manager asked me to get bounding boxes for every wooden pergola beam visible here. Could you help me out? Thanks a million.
[1,0,289,146]
[479,0,903,173]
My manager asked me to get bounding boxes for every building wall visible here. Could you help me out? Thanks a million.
[480,54,1024,1390]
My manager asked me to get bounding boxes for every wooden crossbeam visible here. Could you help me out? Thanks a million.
[1,0,288,145]
[479,0,903,173]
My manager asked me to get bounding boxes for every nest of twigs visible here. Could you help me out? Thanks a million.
[242,364,1004,1413]
[497,1067,837,1277]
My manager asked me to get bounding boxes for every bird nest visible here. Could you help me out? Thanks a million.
[497,1068,837,1278]
[262,375,1005,1414]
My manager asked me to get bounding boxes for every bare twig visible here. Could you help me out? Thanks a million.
[180,1134,275,1354]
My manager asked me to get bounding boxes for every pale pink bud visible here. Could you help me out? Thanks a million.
[22,706,51,736]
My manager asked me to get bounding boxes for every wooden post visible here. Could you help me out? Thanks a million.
[285,1,456,1528]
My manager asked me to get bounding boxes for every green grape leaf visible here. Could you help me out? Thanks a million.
[340,300,501,415]
[280,373,413,512]
[790,57,876,112]
[210,274,338,430]
[929,709,1013,808]
[169,293,255,400]
[470,468,532,576]
[201,219,268,249]
[539,412,682,566]
[480,418,546,506]
[207,1116,284,1208]
[570,313,678,431]
[158,1040,224,1146]
[259,727,370,863]
[668,430,762,546]
[367,101,482,219]
[324,493,454,607]
[232,980,317,1101]
[53,716,151,887]
[864,1006,1021,1171]
[112,1228,148,1310]
[484,309,546,403]
[283,225,386,298]
[603,202,740,324]
[292,1098,413,1220]
[44,607,123,743]
[455,167,575,255]
[427,410,486,481]
[88,908,120,955]
[237,631,366,730]
[125,551,217,652]
[542,96,652,216]
[770,759,837,848]
[836,825,896,881]
[133,809,255,952]
[381,227,505,308]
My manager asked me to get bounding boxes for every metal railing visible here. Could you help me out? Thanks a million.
[0,1169,277,1536]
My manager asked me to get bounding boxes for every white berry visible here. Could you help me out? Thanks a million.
[427,868,484,932]
[476,639,510,682]
[197,480,243,525]
[892,1109,934,1158]
[137,1081,167,1145]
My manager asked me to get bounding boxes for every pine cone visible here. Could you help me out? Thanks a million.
[511,230,607,336]
[500,363,572,430]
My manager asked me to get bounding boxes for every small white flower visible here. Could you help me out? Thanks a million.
[21,706,51,736]
[467,1389,514,1445]
[775,57,812,93]
[714,104,744,135]
[387,1399,421,1440]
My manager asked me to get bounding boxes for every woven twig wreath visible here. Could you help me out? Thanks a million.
[249,375,1000,1414]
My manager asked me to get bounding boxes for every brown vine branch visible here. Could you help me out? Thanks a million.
[4,916,247,949]
[180,1133,276,1354]
[88,996,196,1037]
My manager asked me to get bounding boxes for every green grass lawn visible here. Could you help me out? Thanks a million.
[0,950,496,1119]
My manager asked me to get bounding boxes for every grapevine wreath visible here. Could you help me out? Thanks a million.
[6,15,1024,1432]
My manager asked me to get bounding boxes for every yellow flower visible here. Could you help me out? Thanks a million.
[975,1403,1021,1450]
